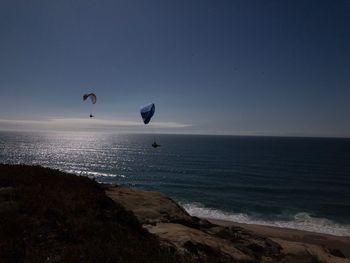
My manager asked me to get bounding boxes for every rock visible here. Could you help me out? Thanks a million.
[144,222,252,262]
[105,185,350,263]
[328,248,346,258]
[106,186,285,262]
[106,186,197,227]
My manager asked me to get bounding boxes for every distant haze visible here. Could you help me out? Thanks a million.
[0,0,349,137]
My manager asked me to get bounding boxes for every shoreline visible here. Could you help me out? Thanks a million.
[181,204,350,238]
[207,218,350,258]
[106,185,350,262]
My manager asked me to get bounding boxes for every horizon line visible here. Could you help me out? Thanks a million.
[0,128,349,140]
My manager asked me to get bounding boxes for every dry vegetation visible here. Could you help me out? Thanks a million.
[0,164,178,263]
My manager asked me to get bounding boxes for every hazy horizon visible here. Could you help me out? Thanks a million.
[1,123,350,139]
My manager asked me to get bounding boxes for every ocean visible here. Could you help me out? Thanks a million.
[1,131,349,236]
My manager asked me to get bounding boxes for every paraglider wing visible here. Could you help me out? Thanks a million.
[83,93,97,104]
[140,103,155,124]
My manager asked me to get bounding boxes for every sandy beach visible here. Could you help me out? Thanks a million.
[209,219,350,258]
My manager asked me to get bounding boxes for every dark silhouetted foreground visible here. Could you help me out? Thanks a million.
[1,165,347,263]
[0,164,177,263]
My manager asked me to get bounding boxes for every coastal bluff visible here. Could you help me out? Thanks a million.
[1,165,349,263]
[105,186,350,263]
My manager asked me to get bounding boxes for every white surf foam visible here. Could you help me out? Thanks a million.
[64,169,126,178]
[182,202,350,237]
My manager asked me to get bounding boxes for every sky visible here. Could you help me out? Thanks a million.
[0,0,349,137]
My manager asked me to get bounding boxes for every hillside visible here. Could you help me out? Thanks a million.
[0,164,177,263]
[1,165,348,263]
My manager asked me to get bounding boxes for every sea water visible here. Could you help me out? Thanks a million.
[1,131,349,236]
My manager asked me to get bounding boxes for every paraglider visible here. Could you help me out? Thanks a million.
[83,93,97,117]
[140,103,155,124]
[140,103,160,148]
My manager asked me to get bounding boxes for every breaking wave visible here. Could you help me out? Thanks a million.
[182,202,350,237]
[64,169,126,178]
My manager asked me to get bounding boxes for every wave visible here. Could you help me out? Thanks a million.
[64,169,126,178]
[182,202,350,237]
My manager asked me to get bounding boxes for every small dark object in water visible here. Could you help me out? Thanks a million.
[90,114,94,118]
[152,141,160,148]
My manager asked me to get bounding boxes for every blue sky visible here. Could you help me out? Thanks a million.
[0,0,349,137]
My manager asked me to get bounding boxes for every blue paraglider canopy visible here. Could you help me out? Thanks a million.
[140,103,155,124]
